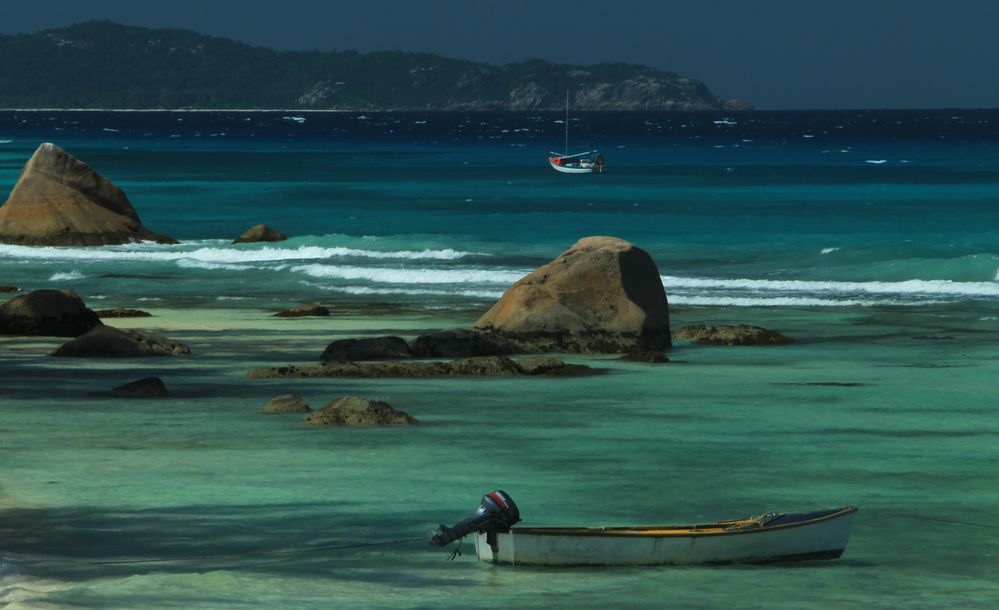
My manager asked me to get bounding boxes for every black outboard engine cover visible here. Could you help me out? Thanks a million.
[431,490,520,547]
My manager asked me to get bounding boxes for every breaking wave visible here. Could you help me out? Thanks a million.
[0,243,476,264]
[48,270,85,281]
[290,264,527,285]
[661,275,999,299]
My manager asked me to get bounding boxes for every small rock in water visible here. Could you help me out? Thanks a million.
[233,224,288,244]
[274,303,330,317]
[262,394,311,414]
[618,350,670,363]
[95,308,152,318]
[673,324,793,346]
[303,396,417,426]
[111,376,168,398]
[0,286,20,293]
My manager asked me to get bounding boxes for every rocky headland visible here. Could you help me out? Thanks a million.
[0,21,739,112]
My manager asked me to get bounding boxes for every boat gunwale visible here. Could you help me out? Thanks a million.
[509,506,857,538]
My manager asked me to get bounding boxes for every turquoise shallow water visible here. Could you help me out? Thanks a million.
[2,110,999,608]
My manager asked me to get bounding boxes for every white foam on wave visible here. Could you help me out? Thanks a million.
[662,275,999,298]
[0,243,477,264]
[48,270,85,281]
[330,285,504,299]
[670,295,936,307]
[0,139,12,144]
[291,264,527,285]
[820,247,839,255]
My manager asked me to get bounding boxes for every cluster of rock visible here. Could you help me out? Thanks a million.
[260,393,417,426]
[0,289,190,357]
[312,236,672,363]
[247,355,592,379]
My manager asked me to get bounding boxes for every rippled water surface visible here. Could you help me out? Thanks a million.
[1,110,998,608]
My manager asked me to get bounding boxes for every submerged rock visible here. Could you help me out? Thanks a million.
[95,308,152,318]
[274,303,330,318]
[474,236,670,353]
[51,325,191,357]
[320,336,411,362]
[0,143,177,246]
[303,396,417,426]
[110,376,168,398]
[247,356,595,379]
[409,328,515,358]
[262,394,311,414]
[618,350,670,363]
[0,289,101,336]
[233,224,288,244]
[673,324,794,346]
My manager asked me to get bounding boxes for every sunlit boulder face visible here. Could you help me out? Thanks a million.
[474,236,670,352]
[0,143,177,246]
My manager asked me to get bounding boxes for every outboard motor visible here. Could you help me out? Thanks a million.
[431,490,520,547]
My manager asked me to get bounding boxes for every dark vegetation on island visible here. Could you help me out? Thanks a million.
[0,21,749,111]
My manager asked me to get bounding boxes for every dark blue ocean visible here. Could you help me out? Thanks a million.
[1,110,998,609]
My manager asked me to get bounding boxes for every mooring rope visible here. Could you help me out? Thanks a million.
[90,536,427,566]
[888,513,999,531]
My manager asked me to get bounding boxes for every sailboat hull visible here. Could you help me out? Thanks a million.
[549,158,595,173]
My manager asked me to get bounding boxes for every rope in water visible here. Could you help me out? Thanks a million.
[888,513,999,531]
[90,536,427,566]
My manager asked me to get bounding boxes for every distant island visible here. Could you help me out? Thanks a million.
[0,21,749,112]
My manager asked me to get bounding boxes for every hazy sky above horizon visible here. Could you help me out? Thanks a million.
[2,0,998,110]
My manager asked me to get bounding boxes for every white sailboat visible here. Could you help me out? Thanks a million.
[548,92,604,174]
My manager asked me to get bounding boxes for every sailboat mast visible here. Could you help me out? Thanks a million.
[564,90,569,156]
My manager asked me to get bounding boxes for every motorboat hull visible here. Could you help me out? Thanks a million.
[474,507,857,567]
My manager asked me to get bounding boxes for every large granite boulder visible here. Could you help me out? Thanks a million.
[0,289,101,336]
[51,325,190,357]
[0,143,177,246]
[233,224,288,244]
[321,336,411,362]
[474,236,670,352]
[303,396,417,426]
[674,324,794,346]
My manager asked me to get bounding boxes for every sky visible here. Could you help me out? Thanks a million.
[2,0,998,109]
